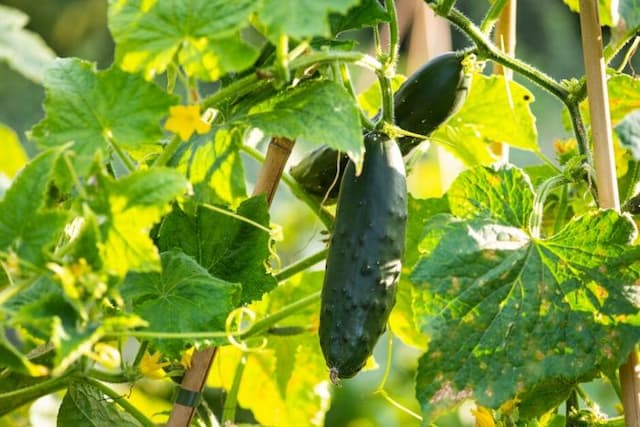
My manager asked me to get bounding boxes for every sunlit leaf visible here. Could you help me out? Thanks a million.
[432,73,538,165]
[88,167,187,277]
[209,272,330,427]
[109,0,259,81]
[30,58,176,175]
[562,0,618,27]
[0,124,28,179]
[170,128,247,207]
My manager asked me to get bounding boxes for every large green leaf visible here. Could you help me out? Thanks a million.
[30,58,176,175]
[239,81,364,166]
[88,167,187,277]
[158,197,277,304]
[209,272,330,427]
[431,73,538,165]
[121,250,241,357]
[0,5,55,83]
[330,0,390,34]
[170,128,246,207]
[616,110,640,160]
[0,149,69,266]
[57,381,142,426]
[257,0,359,39]
[616,0,640,46]
[409,166,640,421]
[109,0,259,81]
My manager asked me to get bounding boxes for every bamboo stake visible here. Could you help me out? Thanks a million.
[167,137,295,427]
[578,1,640,425]
[491,0,517,163]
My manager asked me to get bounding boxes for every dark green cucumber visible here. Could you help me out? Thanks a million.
[290,51,470,203]
[319,131,407,382]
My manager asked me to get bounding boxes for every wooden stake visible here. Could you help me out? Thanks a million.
[578,1,640,425]
[166,137,295,427]
[491,0,517,162]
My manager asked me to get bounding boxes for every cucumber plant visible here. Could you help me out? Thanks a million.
[0,0,639,426]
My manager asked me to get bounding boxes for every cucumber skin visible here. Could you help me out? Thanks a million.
[319,131,407,381]
[290,51,470,203]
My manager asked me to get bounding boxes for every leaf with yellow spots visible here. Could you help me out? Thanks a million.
[164,105,211,141]
[109,0,259,81]
[409,165,640,421]
[30,58,176,176]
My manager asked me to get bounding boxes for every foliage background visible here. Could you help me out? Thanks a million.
[0,1,634,426]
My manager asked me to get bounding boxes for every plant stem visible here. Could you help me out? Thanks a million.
[241,145,334,230]
[443,7,568,102]
[106,135,136,173]
[529,175,569,238]
[479,0,509,33]
[153,136,182,167]
[242,291,322,339]
[616,37,640,73]
[132,340,148,368]
[0,373,71,405]
[84,377,155,427]
[553,184,569,235]
[276,34,290,84]
[86,369,133,384]
[274,248,328,282]
[385,0,400,68]
[221,353,246,424]
[340,64,376,130]
[378,73,395,124]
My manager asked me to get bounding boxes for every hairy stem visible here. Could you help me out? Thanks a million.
[221,354,247,424]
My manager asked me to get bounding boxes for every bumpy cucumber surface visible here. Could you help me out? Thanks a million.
[290,51,470,203]
[319,131,407,382]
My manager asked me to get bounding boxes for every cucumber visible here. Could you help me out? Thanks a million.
[319,131,407,382]
[290,51,470,203]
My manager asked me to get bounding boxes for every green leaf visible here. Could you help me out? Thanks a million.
[30,58,176,175]
[88,167,187,277]
[109,0,259,81]
[0,149,69,266]
[158,197,277,304]
[389,195,449,350]
[616,0,640,45]
[170,128,246,207]
[257,0,359,38]
[616,110,640,160]
[241,81,364,166]
[0,5,55,83]
[0,335,49,377]
[605,73,640,124]
[563,0,618,27]
[0,123,28,179]
[330,0,390,34]
[209,272,330,427]
[57,381,142,426]
[121,250,240,357]
[432,73,538,165]
[447,165,535,227]
[410,166,640,420]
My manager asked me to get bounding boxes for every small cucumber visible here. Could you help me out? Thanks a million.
[290,51,470,204]
[319,131,407,382]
